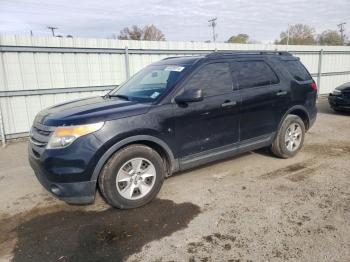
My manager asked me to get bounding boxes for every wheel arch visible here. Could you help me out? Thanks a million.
[91,135,177,182]
[279,105,311,131]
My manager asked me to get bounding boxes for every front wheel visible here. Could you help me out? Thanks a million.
[271,114,305,159]
[98,144,165,209]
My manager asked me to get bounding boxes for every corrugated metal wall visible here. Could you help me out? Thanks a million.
[1,35,350,141]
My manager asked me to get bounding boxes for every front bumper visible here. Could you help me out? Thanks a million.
[27,126,102,205]
[29,149,96,204]
[27,121,105,204]
[328,94,350,111]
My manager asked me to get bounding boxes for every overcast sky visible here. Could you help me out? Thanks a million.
[0,0,349,43]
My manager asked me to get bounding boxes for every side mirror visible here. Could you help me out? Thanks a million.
[175,89,203,103]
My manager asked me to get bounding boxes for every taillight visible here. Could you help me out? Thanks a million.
[310,82,317,90]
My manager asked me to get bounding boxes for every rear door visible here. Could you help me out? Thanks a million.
[230,59,281,141]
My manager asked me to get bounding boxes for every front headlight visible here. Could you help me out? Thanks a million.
[47,122,104,149]
[332,89,342,95]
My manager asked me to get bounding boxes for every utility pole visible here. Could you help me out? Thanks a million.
[208,17,217,50]
[286,24,290,51]
[47,26,58,37]
[337,22,346,45]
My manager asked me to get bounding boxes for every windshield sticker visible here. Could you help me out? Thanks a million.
[164,66,185,72]
[150,92,160,99]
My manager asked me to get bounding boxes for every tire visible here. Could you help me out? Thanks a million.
[98,144,165,209]
[271,114,305,159]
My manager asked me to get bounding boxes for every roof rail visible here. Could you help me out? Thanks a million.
[205,50,292,58]
[161,54,204,60]
[162,56,183,60]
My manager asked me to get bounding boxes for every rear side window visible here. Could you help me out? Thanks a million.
[183,63,232,97]
[283,60,312,81]
[231,61,279,89]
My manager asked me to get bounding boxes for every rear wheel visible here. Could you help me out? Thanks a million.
[98,144,165,209]
[271,114,305,159]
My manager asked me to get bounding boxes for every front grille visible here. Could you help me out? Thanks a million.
[30,124,54,147]
[32,126,51,136]
[30,136,47,147]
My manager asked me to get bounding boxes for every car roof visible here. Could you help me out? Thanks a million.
[152,51,294,66]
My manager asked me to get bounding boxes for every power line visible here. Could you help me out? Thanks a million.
[337,22,346,45]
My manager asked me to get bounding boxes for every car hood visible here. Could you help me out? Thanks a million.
[35,96,151,126]
[336,82,350,92]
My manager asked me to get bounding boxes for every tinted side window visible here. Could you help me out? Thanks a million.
[231,61,279,89]
[183,63,232,97]
[283,60,312,81]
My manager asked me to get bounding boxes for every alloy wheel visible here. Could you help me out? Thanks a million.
[284,123,303,152]
[116,157,156,200]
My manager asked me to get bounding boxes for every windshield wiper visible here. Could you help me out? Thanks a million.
[106,94,130,101]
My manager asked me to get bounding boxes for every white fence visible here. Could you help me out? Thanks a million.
[1,35,350,144]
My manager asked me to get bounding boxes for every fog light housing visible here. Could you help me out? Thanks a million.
[50,185,61,196]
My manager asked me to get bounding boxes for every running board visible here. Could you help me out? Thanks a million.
[179,133,275,171]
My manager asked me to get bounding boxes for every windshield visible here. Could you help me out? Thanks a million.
[109,64,187,102]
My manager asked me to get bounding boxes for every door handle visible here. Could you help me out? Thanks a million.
[221,100,237,107]
[276,90,287,96]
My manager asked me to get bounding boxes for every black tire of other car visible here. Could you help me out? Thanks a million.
[271,115,305,159]
[98,144,165,209]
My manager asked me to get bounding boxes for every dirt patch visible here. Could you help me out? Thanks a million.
[286,166,319,182]
[260,159,316,180]
[0,199,200,262]
[187,233,237,258]
[303,143,350,157]
[261,143,350,180]
[275,185,293,192]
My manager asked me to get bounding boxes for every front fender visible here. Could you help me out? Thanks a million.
[91,135,177,181]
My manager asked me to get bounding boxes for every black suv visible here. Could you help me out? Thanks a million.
[29,51,317,209]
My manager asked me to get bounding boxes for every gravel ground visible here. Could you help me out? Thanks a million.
[0,97,349,262]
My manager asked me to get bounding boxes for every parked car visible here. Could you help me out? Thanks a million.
[328,82,350,112]
[29,51,317,209]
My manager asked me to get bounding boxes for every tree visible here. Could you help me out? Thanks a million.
[117,24,165,41]
[118,25,143,40]
[226,34,249,44]
[142,25,165,41]
[318,30,343,45]
[277,24,316,45]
